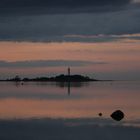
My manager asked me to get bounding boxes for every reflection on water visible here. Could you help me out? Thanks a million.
[0,81,140,126]
[55,82,90,95]
[2,81,90,95]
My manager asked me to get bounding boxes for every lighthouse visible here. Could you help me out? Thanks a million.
[67,67,71,95]
[68,67,70,76]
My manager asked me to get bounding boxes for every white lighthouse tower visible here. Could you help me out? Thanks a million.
[68,67,70,76]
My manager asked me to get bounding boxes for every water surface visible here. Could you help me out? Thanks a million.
[0,81,140,126]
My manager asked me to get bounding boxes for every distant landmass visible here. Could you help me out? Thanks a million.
[0,68,112,82]
[1,74,98,82]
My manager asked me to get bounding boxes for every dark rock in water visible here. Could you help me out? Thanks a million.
[111,110,124,121]
[98,113,102,117]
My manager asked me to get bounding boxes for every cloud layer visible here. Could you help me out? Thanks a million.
[0,0,131,7]
[0,0,140,42]
[0,60,107,68]
[0,0,132,14]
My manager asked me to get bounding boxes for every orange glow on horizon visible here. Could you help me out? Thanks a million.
[0,40,140,79]
[0,41,139,62]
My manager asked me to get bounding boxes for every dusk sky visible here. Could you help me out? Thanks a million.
[0,0,140,80]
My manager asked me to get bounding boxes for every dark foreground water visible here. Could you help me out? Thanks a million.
[0,81,140,140]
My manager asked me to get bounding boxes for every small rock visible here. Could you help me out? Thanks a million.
[98,113,102,117]
[111,110,124,121]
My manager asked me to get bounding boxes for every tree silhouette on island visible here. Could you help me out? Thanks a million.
[6,74,97,82]
[1,68,100,82]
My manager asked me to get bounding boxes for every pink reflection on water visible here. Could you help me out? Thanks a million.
[0,81,139,121]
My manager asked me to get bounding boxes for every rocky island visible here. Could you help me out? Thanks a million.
[3,74,97,82]
[1,68,98,82]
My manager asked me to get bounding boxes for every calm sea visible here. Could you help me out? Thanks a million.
[0,81,139,126]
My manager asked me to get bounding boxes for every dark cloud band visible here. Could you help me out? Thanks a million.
[0,0,139,42]
[0,0,132,15]
[0,60,107,68]
[0,0,131,8]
